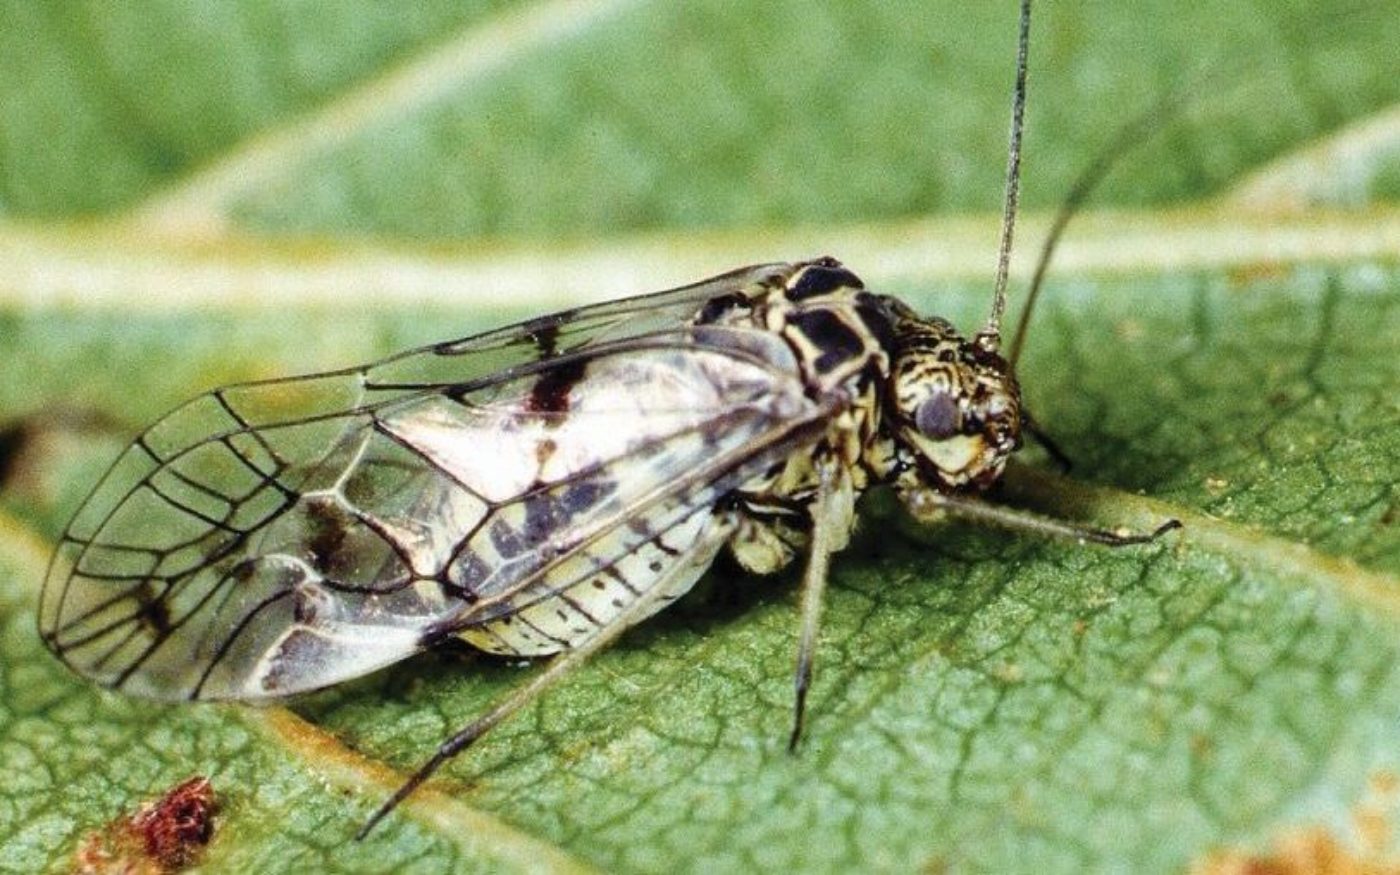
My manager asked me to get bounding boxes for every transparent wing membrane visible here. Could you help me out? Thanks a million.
[41,265,823,701]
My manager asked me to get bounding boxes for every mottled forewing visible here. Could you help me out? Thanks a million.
[41,284,821,701]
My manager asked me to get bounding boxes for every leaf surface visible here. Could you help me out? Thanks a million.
[1,2,1398,872]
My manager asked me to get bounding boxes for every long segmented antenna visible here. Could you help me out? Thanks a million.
[1008,78,1201,367]
[982,0,1033,346]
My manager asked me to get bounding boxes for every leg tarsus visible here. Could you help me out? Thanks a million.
[1147,517,1184,540]
[356,704,507,840]
[788,668,809,754]
[356,749,453,841]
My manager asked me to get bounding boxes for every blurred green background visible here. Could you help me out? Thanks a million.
[3,0,1398,238]
[2,2,1399,874]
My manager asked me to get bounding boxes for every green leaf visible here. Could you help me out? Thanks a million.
[2,2,1399,873]
[0,0,526,216]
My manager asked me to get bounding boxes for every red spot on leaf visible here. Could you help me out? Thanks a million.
[73,776,218,874]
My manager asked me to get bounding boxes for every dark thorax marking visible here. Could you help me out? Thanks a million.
[784,257,865,302]
[769,260,891,385]
[852,293,900,355]
[786,309,869,375]
[694,292,753,326]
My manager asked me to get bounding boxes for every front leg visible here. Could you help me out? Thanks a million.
[902,486,1181,545]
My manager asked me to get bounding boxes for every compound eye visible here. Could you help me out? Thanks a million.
[914,392,960,440]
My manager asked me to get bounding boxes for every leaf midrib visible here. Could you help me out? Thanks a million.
[4,203,1400,313]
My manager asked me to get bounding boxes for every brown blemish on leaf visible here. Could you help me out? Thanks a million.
[1190,827,1399,875]
[129,778,218,870]
[1354,770,1400,858]
[73,776,218,874]
[1193,774,1400,875]
[1354,809,1391,861]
